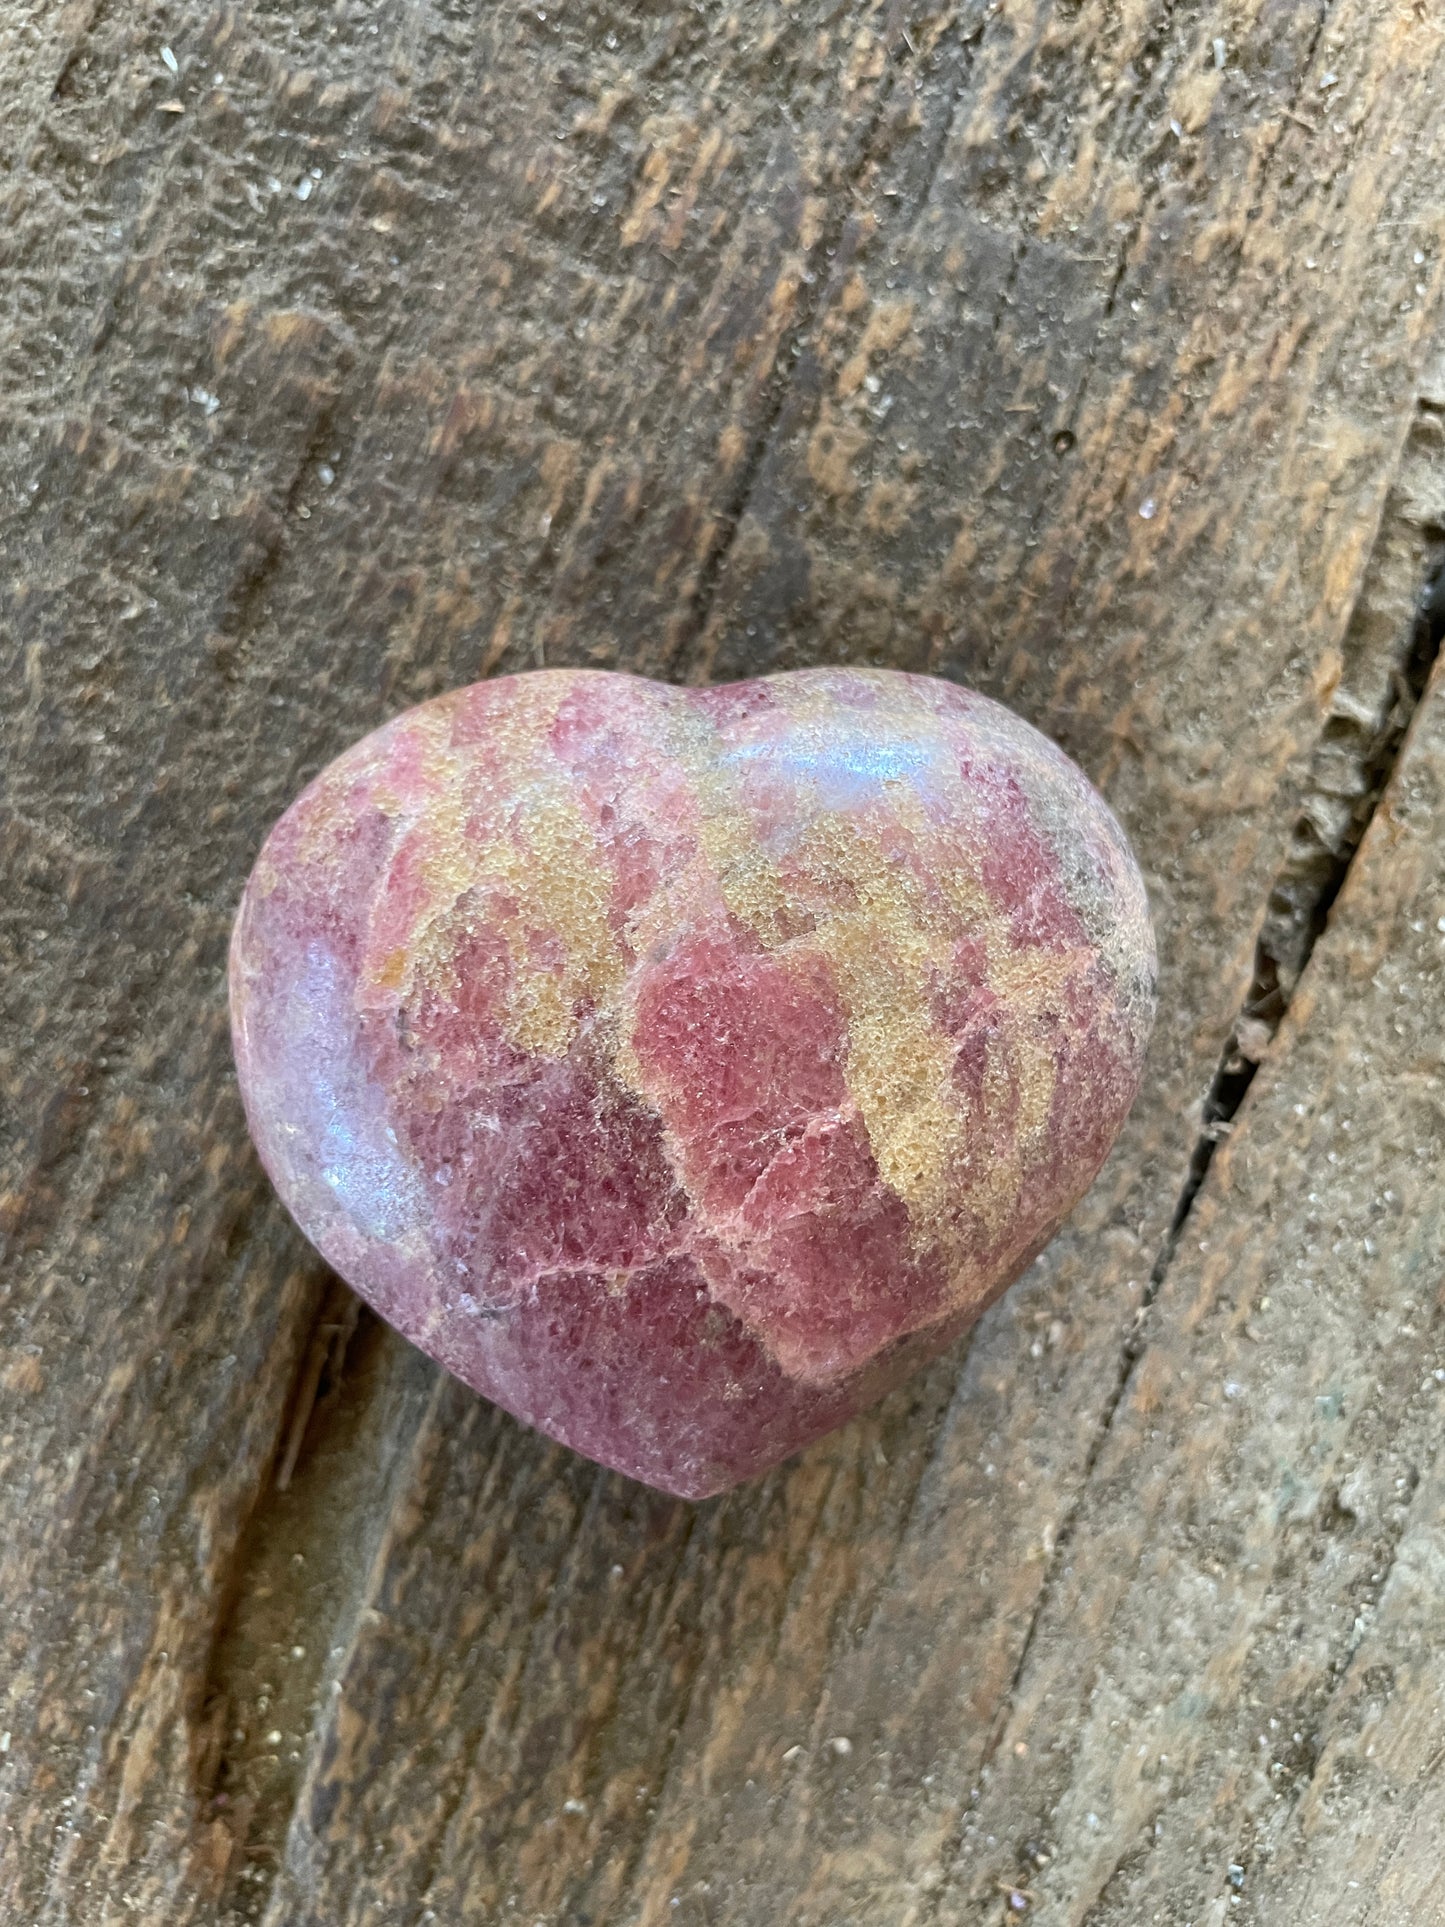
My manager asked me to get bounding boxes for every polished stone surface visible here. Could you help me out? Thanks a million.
[230,669,1156,1496]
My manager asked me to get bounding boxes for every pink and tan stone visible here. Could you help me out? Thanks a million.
[229,668,1155,1497]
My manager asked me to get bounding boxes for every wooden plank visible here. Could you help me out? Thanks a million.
[1257,1450,1445,1923]
[255,6,1445,1925]
[0,2,925,1919]
[0,1,1442,1924]
[945,643,1445,1925]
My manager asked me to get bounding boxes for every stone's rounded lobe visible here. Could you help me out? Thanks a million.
[230,668,1156,1498]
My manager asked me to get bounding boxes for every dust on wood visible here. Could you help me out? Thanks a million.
[2,2,1444,1924]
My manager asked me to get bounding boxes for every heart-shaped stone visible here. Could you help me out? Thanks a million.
[230,668,1155,1496]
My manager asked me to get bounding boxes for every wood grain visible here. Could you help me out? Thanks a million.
[2,1,1443,1922]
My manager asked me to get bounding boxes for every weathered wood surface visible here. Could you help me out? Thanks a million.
[2,1,1443,1923]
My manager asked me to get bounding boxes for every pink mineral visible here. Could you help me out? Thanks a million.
[229,669,1156,1497]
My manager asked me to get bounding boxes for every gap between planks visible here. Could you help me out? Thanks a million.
[919,384,1445,1924]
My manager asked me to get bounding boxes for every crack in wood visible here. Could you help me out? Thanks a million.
[193,1292,434,1921]
[274,1296,361,1496]
[1155,502,1445,1291]
[917,382,1445,1927]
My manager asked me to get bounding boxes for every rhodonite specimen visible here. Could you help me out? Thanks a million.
[230,668,1155,1497]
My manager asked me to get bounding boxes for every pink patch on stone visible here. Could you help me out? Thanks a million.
[230,668,1156,1497]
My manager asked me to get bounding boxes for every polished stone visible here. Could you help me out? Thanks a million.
[230,668,1156,1496]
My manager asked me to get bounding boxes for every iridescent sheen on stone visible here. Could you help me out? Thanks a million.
[230,669,1155,1496]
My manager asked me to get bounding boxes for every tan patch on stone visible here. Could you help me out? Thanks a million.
[640,676,1080,1274]
[355,677,628,1059]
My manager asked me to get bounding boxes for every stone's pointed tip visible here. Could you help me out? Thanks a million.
[230,667,1154,1496]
